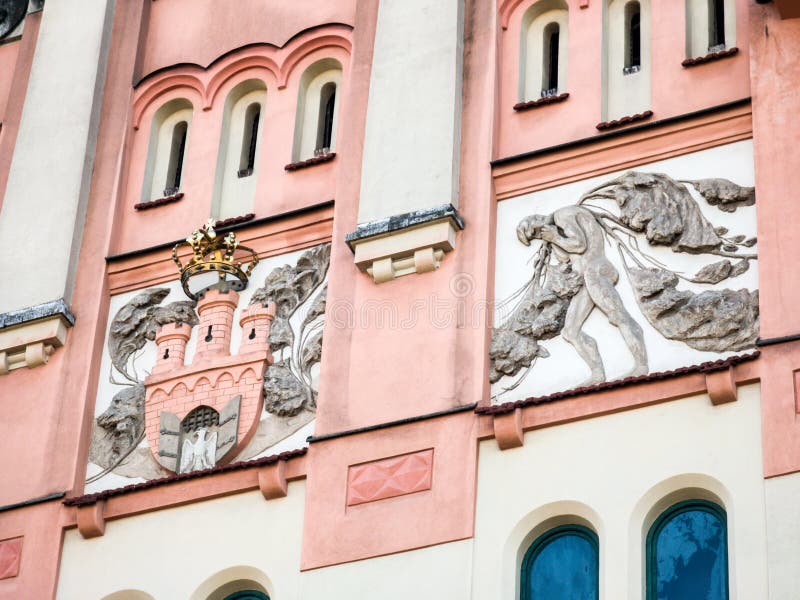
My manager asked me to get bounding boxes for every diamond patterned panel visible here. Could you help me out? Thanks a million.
[0,537,22,580]
[347,449,434,506]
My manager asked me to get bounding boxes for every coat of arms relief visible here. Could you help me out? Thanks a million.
[87,222,329,485]
[490,170,759,400]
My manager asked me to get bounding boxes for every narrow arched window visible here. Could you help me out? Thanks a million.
[164,120,187,196]
[521,525,599,600]
[238,103,261,178]
[646,500,729,600]
[624,1,642,74]
[542,23,560,97]
[316,82,336,156]
[708,0,726,51]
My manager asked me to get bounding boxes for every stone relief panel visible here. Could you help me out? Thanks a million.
[86,243,330,492]
[491,141,758,402]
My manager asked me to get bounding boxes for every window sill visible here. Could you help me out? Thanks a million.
[133,192,184,211]
[513,92,569,112]
[682,46,739,68]
[214,213,256,229]
[596,110,653,131]
[284,152,336,172]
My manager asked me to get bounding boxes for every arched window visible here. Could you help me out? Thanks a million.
[292,58,342,162]
[141,99,193,203]
[604,0,650,120]
[164,121,187,196]
[519,1,569,102]
[317,82,336,154]
[212,81,266,220]
[223,592,270,600]
[542,23,560,96]
[521,525,599,600]
[624,1,642,74]
[685,0,734,58]
[708,0,726,51]
[238,103,261,178]
[646,500,729,600]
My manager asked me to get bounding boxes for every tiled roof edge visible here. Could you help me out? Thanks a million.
[477,351,760,416]
[64,447,308,507]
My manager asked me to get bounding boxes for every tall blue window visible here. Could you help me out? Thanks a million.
[521,525,599,600]
[646,500,729,600]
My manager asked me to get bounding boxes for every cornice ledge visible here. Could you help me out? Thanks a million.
[345,204,465,284]
[0,298,75,374]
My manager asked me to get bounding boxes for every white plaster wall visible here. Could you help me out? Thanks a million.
[86,247,324,493]
[604,0,651,120]
[493,141,757,401]
[214,88,266,219]
[298,539,474,600]
[145,106,193,202]
[293,66,341,162]
[764,471,800,600]
[686,0,737,58]
[471,385,768,600]
[521,4,569,101]
[0,0,114,313]
[56,486,305,600]
[357,0,464,222]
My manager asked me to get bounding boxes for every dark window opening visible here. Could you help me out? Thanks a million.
[624,1,642,75]
[541,22,560,98]
[238,102,261,178]
[315,82,336,156]
[708,0,726,52]
[181,405,220,433]
[164,120,188,197]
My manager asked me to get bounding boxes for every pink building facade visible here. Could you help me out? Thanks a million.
[0,0,799,598]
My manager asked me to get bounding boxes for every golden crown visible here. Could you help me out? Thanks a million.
[172,220,259,300]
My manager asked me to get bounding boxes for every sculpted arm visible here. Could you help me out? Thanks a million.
[540,213,588,254]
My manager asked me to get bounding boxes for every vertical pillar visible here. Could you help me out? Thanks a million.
[345,0,465,283]
[152,322,191,374]
[0,0,115,369]
[238,303,275,355]
[192,288,238,360]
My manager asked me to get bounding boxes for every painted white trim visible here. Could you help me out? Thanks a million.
[604,0,651,121]
[292,60,342,162]
[141,100,193,202]
[520,0,569,101]
[212,81,267,220]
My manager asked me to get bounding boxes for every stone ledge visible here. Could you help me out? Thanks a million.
[0,299,75,375]
[346,205,465,284]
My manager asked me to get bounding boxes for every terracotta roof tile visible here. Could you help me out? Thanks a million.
[682,47,739,68]
[477,351,760,416]
[513,93,570,112]
[64,447,307,507]
[284,152,336,171]
[214,213,256,229]
[133,192,184,211]
[596,110,653,131]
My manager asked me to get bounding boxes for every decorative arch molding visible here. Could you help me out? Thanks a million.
[189,565,273,600]
[101,591,157,600]
[627,474,733,598]
[133,79,204,130]
[500,499,605,600]
[500,0,577,30]
[132,25,352,128]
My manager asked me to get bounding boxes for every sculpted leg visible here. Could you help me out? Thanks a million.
[584,264,649,378]
[562,286,606,386]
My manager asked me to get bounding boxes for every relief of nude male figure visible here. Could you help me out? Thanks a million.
[516,205,649,385]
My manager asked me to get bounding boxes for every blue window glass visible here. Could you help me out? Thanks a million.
[223,592,269,600]
[521,525,599,600]
[647,500,728,600]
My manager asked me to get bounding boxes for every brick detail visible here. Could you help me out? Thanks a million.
[143,288,277,469]
[0,537,22,580]
[347,449,434,506]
